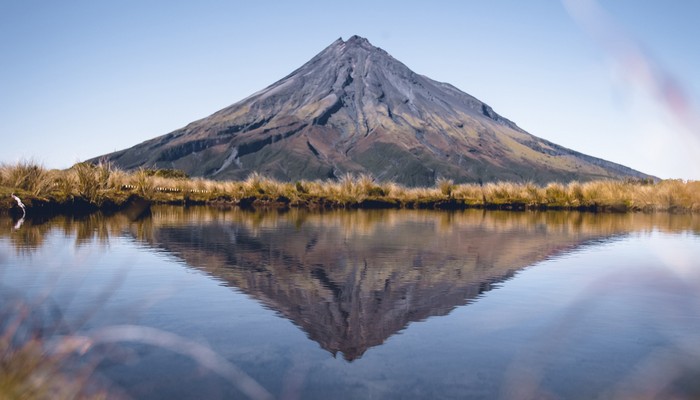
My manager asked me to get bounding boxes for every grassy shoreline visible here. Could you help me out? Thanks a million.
[1,161,699,215]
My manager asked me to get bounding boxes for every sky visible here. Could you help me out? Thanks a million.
[1,0,699,180]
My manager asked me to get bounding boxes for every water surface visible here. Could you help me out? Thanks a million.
[1,208,699,399]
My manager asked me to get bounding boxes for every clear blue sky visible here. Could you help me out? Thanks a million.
[2,0,699,180]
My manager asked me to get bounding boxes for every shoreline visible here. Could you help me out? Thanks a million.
[1,189,696,218]
[1,162,698,217]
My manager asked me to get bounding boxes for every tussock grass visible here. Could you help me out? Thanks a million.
[1,161,699,213]
[0,160,51,196]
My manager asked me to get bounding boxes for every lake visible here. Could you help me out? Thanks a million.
[1,207,699,399]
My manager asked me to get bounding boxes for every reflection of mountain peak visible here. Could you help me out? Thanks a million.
[139,209,623,361]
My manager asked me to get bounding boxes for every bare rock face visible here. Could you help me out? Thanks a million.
[94,35,650,185]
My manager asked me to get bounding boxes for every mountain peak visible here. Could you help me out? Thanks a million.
[345,35,371,46]
[94,36,652,186]
[326,35,378,55]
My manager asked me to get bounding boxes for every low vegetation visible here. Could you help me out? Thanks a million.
[1,161,699,214]
[0,298,109,399]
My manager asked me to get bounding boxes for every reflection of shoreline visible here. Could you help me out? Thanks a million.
[4,207,699,249]
[2,208,699,361]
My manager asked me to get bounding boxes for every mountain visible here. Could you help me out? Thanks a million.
[93,35,651,186]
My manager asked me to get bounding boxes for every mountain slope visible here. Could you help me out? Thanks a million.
[94,35,650,186]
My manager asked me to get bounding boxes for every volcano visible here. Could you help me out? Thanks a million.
[94,35,650,186]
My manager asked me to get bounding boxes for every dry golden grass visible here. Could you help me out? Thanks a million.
[0,304,108,400]
[1,161,699,213]
[0,160,51,196]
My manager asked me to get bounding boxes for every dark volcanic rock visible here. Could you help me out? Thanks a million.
[93,35,651,185]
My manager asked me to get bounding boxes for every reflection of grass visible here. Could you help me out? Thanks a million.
[1,161,699,213]
[3,206,698,254]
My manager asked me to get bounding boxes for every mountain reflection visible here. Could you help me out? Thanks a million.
[3,208,699,361]
[128,208,699,361]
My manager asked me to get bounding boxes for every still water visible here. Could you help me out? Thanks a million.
[1,207,699,399]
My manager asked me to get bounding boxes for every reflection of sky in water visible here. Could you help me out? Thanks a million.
[447,231,700,399]
[0,211,699,399]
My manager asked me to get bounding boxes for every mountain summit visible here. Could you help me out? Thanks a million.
[95,35,649,185]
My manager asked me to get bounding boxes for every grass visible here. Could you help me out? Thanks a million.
[0,299,109,400]
[1,161,699,214]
